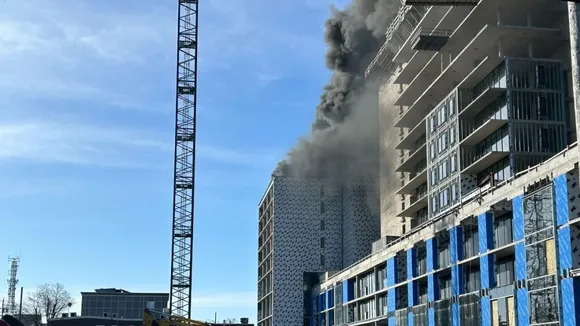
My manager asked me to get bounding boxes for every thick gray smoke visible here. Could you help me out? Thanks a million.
[275,0,401,213]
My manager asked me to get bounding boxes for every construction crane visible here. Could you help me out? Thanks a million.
[170,0,198,320]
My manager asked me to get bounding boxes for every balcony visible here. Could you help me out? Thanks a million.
[459,87,506,118]
[393,6,450,64]
[462,151,509,174]
[394,5,472,85]
[396,143,427,173]
[396,24,560,129]
[411,28,453,51]
[397,169,428,195]
[396,117,427,150]
[460,118,508,146]
[399,193,429,217]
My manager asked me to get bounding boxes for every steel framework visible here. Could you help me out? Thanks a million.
[7,257,19,315]
[170,0,198,319]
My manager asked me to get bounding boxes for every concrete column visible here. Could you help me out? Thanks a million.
[496,10,502,25]
[512,195,529,326]
[407,248,417,326]
[426,238,439,326]
[449,226,464,326]
[568,3,580,151]
[528,42,534,59]
[387,257,397,326]
[526,11,533,27]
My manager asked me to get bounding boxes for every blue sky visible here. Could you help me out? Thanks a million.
[0,0,349,322]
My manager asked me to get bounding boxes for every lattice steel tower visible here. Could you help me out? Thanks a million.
[169,0,198,319]
[6,257,19,315]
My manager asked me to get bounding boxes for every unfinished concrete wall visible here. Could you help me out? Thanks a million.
[379,83,405,237]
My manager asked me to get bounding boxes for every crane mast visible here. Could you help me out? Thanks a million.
[170,0,198,319]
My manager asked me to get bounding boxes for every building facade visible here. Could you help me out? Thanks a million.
[257,177,380,326]
[81,288,168,319]
[308,0,580,325]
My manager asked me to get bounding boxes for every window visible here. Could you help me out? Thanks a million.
[430,142,437,159]
[439,107,446,124]
[431,169,438,186]
[450,127,456,145]
[537,65,546,88]
[538,96,547,118]
[320,186,325,197]
[146,301,155,309]
[451,155,457,172]
[439,189,449,208]
[449,98,455,115]
[320,219,325,230]
[451,183,458,202]
[321,255,325,266]
[540,128,549,150]
[430,116,437,133]
[320,201,325,214]
[320,237,325,248]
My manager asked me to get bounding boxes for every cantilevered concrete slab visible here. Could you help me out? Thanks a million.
[396,144,427,173]
[396,24,561,128]
[393,6,450,64]
[460,119,508,146]
[397,169,428,195]
[399,195,429,217]
[395,117,427,150]
[411,28,453,51]
[394,0,503,97]
[457,56,504,89]
[394,6,472,102]
[459,87,506,118]
[462,151,509,174]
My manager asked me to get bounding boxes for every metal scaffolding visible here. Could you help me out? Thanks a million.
[170,0,198,319]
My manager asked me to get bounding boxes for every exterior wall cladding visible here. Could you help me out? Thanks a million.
[302,0,580,326]
[257,177,380,326]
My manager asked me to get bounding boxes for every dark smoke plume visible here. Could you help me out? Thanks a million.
[275,0,401,213]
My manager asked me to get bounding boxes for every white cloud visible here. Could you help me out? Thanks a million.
[0,121,170,168]
[0,119,280,169]
[191,291,256,308]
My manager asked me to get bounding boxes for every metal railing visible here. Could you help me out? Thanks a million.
[365,4,428,79]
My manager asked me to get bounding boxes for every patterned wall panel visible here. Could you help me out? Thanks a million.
[567,170,580,221]
[270,178,343,326]
[342,181,381,267]
[460,174,478,196]
[266,177,380,325]
[571,224,580,268]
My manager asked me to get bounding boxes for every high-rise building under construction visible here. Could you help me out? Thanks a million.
[259,0,580,326]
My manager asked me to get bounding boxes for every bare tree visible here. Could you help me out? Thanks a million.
[25,283,74,322]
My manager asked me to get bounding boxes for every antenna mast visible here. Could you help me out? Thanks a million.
[7,257,19,315]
